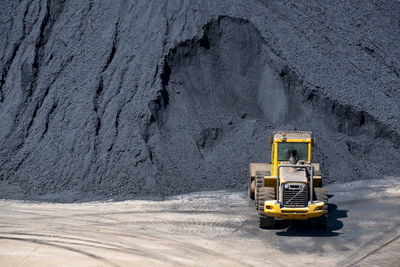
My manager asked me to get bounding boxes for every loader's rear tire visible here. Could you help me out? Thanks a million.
[258,187,275,229]
[312,187,328,229]
[255,171,267,210]
[248,178,255,200]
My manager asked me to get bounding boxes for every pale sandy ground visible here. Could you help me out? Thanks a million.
[0,178,399,267]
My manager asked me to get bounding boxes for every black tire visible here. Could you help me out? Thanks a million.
[248,177,255,200]
[258,187,275,228]
[255,171,267,209]
[312,187,328,229]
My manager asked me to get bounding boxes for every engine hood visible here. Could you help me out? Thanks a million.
[279,167,308,183]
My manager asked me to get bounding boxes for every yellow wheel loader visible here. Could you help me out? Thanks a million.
[248,131,328,229]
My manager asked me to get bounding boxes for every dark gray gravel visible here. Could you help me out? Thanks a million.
[0,0,399,201]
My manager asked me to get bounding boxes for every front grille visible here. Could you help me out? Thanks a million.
[282,183,308,208]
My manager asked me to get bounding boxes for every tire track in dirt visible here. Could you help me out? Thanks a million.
[0,236,121,267]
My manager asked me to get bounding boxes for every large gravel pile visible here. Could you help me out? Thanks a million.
[0,0,399,200]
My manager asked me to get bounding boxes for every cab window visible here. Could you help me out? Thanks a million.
[277,142,308,161]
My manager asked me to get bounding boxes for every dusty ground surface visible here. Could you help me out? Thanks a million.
[0,178,399,267]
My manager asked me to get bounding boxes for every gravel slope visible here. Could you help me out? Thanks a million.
[0,0,399,200]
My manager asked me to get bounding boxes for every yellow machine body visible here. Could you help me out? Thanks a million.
[249,131,328,227]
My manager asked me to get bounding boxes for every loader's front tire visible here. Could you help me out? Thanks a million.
[312,187,328,229]
[258,187,275,229]
[255,171,267,210]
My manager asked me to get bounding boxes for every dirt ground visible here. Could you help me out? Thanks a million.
[0,178,399,267]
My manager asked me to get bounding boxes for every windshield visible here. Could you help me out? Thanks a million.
[277,142,308,161]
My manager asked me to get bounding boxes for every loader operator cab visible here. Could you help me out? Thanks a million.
[269,132,314,176]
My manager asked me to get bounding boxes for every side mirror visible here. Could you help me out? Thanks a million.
[268,136,273,146]
[311,137,316,147]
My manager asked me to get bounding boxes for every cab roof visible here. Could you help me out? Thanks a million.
[273,131,312,141]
